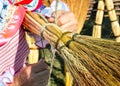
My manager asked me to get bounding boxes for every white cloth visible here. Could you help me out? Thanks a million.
[0,68,14,86]
[0,0,8,31]
[41,0,69,17]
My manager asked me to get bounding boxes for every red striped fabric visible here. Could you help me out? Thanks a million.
[8,0,43,11]
[0,28,29,75]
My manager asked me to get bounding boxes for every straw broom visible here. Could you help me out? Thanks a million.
[55,0,73,85]
[104,0,120,42]
[22,11,120,86]
[92,0,105,38]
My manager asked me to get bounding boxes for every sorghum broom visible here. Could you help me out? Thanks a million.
[22,12,120,86]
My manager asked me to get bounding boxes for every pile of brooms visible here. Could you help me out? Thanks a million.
[22,10,120,86]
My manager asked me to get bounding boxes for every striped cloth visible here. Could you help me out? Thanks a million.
[0,0,69,85]
[0,1,29,85]
[0,28,29,85]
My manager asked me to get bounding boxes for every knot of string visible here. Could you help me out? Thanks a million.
[58,33,79,50]
[55,31,72,49]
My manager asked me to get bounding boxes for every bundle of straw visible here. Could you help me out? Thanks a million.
[22,12,120,86]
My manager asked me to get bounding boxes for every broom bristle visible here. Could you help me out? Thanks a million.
[22,12,120,86]
[57,33,120,86]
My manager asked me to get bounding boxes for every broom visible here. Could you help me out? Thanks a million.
[104,0,120,42]
[22,11,120,86]
[92,0,105,38]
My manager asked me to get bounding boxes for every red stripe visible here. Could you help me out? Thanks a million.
[32,0,43,11]
[0,29,24,59]
[0,37,28,66]
[0,48,28,75]
[0,29,29,75]
[0,6,26,46]
[0,40,28,68]
[0,45,28,75]
[14,0,42,11]
[0,37,18,59]
[8,0,13,4]
[14,0,32,5]
[14,52,28,72]
[0,27,24,51]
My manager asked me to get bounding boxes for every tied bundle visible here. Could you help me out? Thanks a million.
[22,11,120,86]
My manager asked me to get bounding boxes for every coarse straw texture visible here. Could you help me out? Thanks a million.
[22,12,120,86]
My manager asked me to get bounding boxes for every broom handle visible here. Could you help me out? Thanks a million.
[92,0,105,38]
[104,0,120,42]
